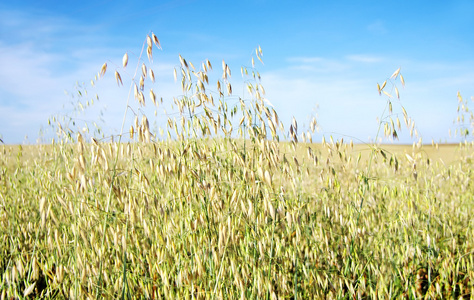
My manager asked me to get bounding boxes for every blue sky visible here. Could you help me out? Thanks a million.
[1,0,474,144]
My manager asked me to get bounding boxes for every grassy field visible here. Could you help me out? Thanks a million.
[1,139,473,299]
[1,34,474,299]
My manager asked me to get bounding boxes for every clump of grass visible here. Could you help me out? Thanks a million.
[1,33,473,299]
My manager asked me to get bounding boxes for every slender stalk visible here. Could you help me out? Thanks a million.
[96,38,146,298]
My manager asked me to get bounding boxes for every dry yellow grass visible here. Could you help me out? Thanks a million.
[1,33,473,299]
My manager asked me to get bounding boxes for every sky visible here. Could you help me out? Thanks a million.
[1,0,474,144]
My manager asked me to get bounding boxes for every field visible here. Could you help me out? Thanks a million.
[1,34,474,299]
[1,139,473,299]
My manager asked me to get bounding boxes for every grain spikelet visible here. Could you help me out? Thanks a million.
[150,89,156,106]
[264,170,272,186]
[147,45,152,62]
[147,35,152,48]
[400,74,405,87]
[395,86,399,99]
[292,117,298,133]
[122,53,128,68]
[179,54,188,69]
[24,282,36,297]
[100,63,107,78]
[134,83,139,99]
[139,76,145,91]
[382,90,392,98]
[142,64,147,78]
[402,106,408,118]
[39,197,46,228]
[115,71,123,86]
[149,68,155,82]
[138,91,145,106]
[390,67,400,79]
[152,32,162,49]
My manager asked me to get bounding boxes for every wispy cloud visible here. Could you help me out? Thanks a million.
[0,8,117,143]
[367,20,388,35]
[285,56,350,74]
[287,57,325,64]
[345,55,384,63]
[258,55,474,143]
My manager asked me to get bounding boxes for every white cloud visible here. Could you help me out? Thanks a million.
[367,20,388,35]
[285,56,351,74]
[0,7,183,143]
[257,55,474,144]
[345,55,384,63]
